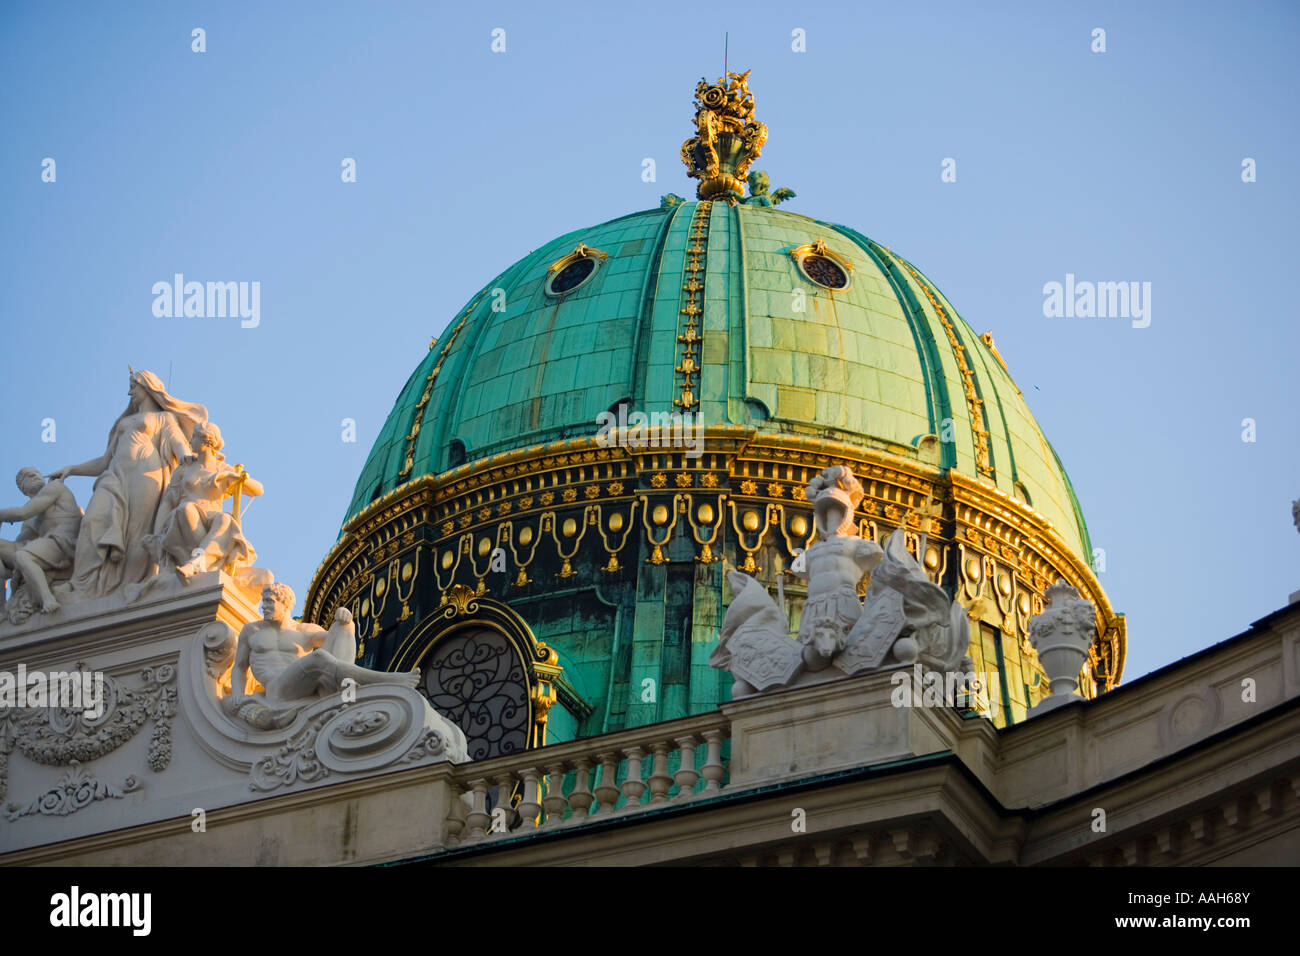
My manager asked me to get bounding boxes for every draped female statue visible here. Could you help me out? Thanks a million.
[52,370,208,600]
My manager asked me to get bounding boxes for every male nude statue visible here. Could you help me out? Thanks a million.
[0,468,83,614]
[226,582,417,728]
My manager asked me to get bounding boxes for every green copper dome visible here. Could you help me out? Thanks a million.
[345,201,1093,562]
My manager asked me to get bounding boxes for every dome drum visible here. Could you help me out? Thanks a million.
[306,427,1123,735]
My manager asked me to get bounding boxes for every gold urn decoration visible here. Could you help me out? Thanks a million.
[680,70,769,203]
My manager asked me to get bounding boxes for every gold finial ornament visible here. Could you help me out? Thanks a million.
[681,70,768,203]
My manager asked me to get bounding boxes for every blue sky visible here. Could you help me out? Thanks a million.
[2,0,1297,682]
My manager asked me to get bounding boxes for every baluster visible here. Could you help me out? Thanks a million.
[567,757,595,822]
[517,768,542,828]
[541,763,568,828]
[701,729,726,792]
[492,772,517,835]
[444,783,466,845]
[593,751,621,814]
[620,746,647,811]
[466,778,490,840]
[647,741,673,803]
[673,735,700,799]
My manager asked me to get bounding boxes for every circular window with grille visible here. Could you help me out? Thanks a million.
[799,253,850,290]
[790,240,854,292]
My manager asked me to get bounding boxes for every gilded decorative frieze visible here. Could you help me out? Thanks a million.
[306,426,1124,694]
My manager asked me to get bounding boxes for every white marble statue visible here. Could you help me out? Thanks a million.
[709,571,803,696]
[711,464,972,698]
[841,527,965,673]
[795,465,883,670]
[145,421,262,580]
[0,468,83,620]
[226,582,420,730]
[52,370,207,600]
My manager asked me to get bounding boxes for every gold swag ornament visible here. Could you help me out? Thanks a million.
[681,70,769,203]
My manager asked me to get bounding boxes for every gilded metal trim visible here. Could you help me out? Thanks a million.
[674,202,711,411]
[398,291,489,479]
[904,265,995,478]
[306,426,1125,696]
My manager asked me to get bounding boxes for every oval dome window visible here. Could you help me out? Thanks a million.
[547,256,597,296]
[800,253,849,290]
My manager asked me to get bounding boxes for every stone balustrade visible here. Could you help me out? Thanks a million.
[446,711,731,843]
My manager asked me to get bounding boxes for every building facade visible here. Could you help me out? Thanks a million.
[3,73,1295,868]
[305,73,1123,759]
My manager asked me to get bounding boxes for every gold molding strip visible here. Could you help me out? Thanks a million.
[904,265,994,479]
[398,289,490,479]
[674,202,711,410]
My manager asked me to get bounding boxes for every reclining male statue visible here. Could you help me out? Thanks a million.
[225,582,418,729]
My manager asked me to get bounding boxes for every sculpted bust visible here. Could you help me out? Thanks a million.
[225,582,418,729]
